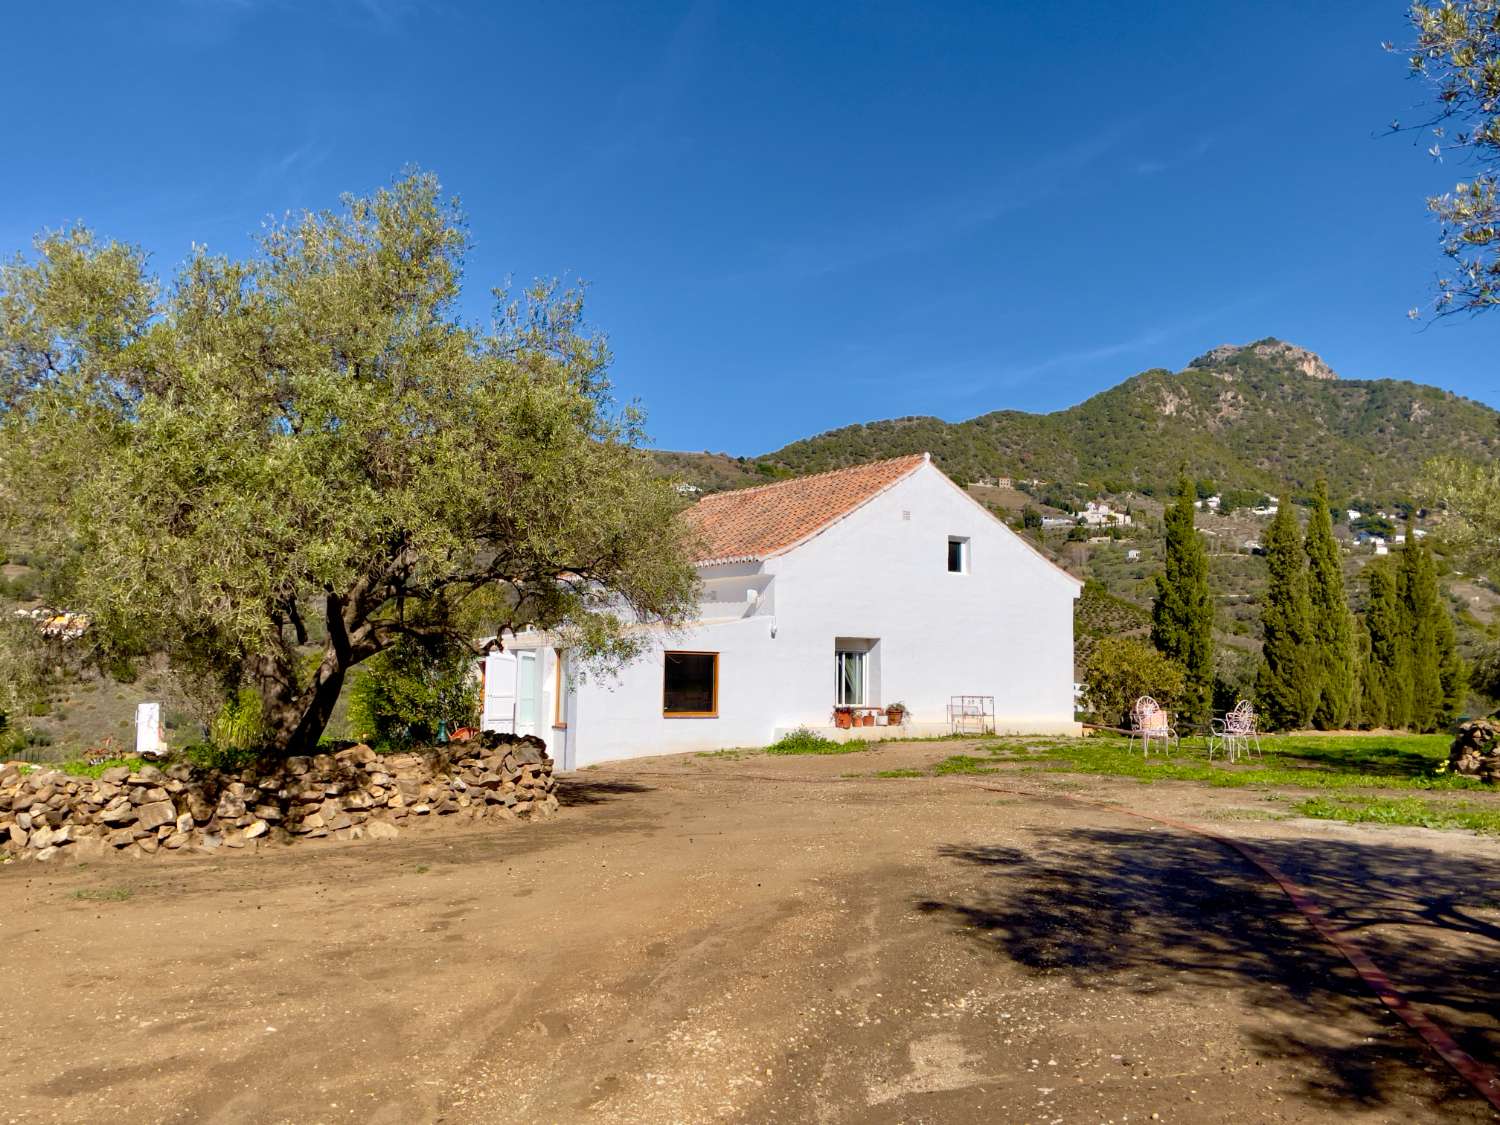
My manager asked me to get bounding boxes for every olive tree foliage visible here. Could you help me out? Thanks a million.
[0,171,699,756]
[1082,635,1186,730]
[1396,2,1500,315]
[1426,454,1500,570]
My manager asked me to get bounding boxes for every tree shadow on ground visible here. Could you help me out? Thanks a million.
[554,777,655,807]
[918,827,1500,1118]
[1262,741,1448,779]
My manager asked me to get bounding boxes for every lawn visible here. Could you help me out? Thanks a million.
[1019,732,1486,791]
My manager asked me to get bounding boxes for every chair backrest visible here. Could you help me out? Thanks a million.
[1227,699,1255,734]
[1133,696,1167,732]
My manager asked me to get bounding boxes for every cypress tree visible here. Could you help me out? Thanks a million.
[1257,497,1316,730]
[1398,529,1443,732]
[1436,605,1467,726]
[1151,475,1214,724]
[1360,563,1408,729]
[1303,479,1355,729]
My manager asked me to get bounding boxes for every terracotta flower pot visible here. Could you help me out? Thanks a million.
[834,710,852,730]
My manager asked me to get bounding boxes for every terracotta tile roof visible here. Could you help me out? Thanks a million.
[682,453,929,565]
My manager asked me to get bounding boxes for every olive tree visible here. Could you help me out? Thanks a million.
[1397,1,1500,315]
[0,171,699,756]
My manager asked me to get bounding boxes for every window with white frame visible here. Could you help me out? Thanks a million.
[947,536,969,573]
[835,649,866,706]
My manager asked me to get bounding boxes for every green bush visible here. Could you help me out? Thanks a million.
[1082,636,1186,728]
[208,687,263,751]
[765,727,853,755]
[346,638,479,749]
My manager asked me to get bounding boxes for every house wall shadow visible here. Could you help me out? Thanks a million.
[917,827,1500,1117]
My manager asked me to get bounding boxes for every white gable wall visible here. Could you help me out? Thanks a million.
[762,461,1079,732]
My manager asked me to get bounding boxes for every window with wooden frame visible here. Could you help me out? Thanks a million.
[552,651,567,729]
[663,651,718,717]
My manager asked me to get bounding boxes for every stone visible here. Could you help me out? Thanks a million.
[215,793,247,819]
[135,800,177,832]
[252,804,282,822]
[365,820,400,840]
[16,810,33,830]
[176,812,194,834]
[163,831,190,849]
[33,845,60,862]
[102,767,132,786]
[107,828,137,848]
[136,835,159,855]
[411,803,432,816]
[186,790,213,821]
[7,823,28,848]
[222,833,245,849]
[99,802,136,826]
[49,825,74,846]
[244,819,269,840]
[30,826,54,850]
[336,743,378,766]
[143,786,169,802]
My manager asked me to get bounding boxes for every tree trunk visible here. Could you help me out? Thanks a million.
[258,642,354,757]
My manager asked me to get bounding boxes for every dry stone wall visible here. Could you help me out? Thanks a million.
[0,733,556,863]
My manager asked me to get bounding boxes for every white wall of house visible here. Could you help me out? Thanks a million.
[492,460,1081,768]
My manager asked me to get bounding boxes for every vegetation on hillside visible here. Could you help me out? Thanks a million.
[753,340,1499,502]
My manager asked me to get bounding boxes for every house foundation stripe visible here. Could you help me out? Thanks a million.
[975,783,1500,1113]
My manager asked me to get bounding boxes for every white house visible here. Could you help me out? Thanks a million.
[477,454,1083,769]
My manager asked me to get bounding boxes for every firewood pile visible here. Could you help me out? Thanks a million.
[1447,718,1499,784]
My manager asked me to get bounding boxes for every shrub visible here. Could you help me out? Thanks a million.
[208,688,263,751]
[765,727,850,755]
[1083,636,1186,728]
[346,637,479,749]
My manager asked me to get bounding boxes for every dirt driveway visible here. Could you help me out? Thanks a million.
[4,739,1497,1123]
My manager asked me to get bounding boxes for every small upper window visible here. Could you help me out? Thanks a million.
[947,536,969,573]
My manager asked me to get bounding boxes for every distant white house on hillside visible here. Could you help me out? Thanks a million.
[1080,500,1131,527]
[477,454,1083,769]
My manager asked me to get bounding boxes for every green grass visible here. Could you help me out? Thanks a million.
[1035,733,1485,791]
[72,887,132,902]
[56,756,138,779]
[764,728,866,756]
[1293,795,1500,834]
[931,754,1000,776]
[873,768,923,778]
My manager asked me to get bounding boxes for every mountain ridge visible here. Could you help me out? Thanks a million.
[663,339,1498,504]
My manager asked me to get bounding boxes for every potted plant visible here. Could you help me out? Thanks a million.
[885,701,908,726]
[833,707,853,730]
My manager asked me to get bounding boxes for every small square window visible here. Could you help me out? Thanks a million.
[947,536,969,573]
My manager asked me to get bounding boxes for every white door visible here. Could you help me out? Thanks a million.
[482,651,517,732]
[516,651,539,738]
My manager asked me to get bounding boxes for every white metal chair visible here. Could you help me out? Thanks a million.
[1209,700,1261,762]
[1129,696,1177,757]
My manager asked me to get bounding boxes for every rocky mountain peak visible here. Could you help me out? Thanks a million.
[1187,338,1338,381]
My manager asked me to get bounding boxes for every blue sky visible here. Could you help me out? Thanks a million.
[3,1,1496,453]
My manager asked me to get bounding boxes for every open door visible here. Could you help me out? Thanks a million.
[516,651,539,738]
[482,650,517,732]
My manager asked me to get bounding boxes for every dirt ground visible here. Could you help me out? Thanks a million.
[4,739,1498,1124]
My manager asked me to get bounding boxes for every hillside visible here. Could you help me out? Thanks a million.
[742,339,1499,505]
